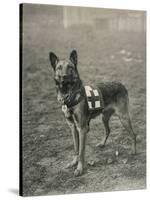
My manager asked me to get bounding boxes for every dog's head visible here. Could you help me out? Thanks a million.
[49,50,80,103]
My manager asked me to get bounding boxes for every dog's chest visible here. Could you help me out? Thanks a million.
[62,104,72,118]
[84,86,103,111]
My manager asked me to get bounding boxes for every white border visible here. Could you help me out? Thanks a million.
[0,0,149,199]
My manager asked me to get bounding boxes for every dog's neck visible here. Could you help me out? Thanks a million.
[63,78,84,108]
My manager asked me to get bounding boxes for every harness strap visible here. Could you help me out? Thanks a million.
[98,89,104,109]
[62,83,104,112]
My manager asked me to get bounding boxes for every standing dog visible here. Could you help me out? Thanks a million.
[49,50,136,176]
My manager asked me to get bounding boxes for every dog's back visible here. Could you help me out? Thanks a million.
[97,81,128,108]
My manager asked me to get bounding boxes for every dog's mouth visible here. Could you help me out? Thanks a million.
[54,75,82,107]
[55,77,75,92]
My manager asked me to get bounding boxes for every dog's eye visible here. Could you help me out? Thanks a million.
[54,79,59,85]
[68,66,73,74]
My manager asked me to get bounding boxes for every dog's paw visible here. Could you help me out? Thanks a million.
[66,156,78,168]
[74,168,83,176]
[66,163,73,169]
[66,162,76,169]
[96,143,105,149]
[74,162,83,176]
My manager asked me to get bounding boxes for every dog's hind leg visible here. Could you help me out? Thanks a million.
[119,113,136,154]
[102,111,112,147]
[116,96,136,154]
[97,109,114,148]
[66,117,79,168]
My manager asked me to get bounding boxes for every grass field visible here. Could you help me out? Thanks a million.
[22,9,146,196]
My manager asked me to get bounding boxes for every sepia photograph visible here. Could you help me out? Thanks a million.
[20,3,146,196]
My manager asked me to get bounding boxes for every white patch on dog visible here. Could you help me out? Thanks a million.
[85,85,102,110]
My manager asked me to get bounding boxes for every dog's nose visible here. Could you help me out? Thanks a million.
[62,75,68,80]
[60,75,68,85]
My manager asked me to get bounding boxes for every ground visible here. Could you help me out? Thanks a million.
[22,11,146,196]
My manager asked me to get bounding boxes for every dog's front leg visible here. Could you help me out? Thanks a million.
[74,126,89,176]
[66,118,79,168]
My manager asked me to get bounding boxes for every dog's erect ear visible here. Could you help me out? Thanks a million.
[49,52,59,70]
[70,50,78,67]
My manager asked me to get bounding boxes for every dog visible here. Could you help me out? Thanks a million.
[49,50,136,176]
